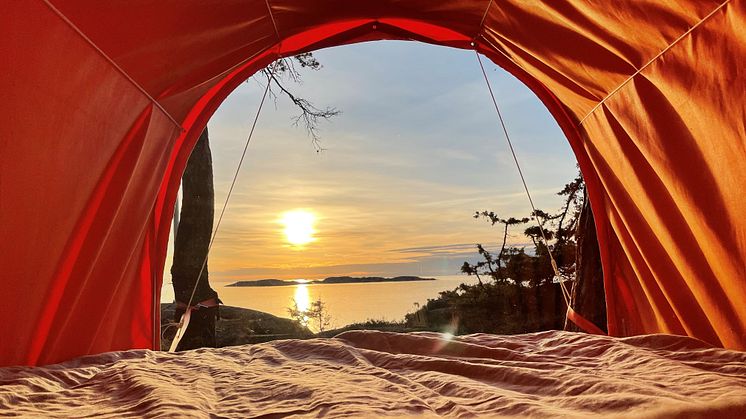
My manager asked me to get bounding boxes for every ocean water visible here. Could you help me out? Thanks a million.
[161,274,478,329]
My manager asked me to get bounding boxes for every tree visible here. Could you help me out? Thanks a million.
[170,128,218,350]
[170,53,339,350]
[448,171,604,333]
[464,214,530,283]
[288,298,333,333]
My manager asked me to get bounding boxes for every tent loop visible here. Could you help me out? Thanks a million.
[474,50,604,335]
[169,72,273,352]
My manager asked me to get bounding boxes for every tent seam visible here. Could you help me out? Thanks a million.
[475,0,494,41]
[40,0,185,132]
[578,0,731,126]
[264,0,282,53]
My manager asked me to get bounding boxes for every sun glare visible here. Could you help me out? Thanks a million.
[280,210,316,246]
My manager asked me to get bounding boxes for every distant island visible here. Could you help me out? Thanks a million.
[226,276,436,287]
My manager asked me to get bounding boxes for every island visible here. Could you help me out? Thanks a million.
[226,276,436,287]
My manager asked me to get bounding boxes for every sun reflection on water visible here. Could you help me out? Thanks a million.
[294,284,311,313]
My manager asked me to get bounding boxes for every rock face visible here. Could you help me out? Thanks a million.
[160,304,313,351]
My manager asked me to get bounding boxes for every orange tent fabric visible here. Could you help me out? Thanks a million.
[1,0,744,366]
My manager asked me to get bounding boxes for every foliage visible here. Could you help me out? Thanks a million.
[463,171,584,285]
[408,171,586,335]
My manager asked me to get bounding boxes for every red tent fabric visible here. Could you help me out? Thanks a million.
[1,0,744,366]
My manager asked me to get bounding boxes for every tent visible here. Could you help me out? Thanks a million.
[1,0,744,367]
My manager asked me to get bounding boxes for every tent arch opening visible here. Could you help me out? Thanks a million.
[164,39,590,347]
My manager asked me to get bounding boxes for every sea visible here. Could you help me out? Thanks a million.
[160,274,479,329]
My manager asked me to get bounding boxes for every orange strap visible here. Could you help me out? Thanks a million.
[168,307,192,352]
[175,297,219,311]
[567,306,607,335]
[169,297,219,352]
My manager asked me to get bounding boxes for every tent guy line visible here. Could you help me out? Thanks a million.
[170,75,273,352]
[474,49,604,335]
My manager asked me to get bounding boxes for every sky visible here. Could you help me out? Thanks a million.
[165,40,578,282]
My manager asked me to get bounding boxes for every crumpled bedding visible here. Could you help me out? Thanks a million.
[1,330,745,418]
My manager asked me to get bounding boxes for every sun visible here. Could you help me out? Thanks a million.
[280,210,316,246]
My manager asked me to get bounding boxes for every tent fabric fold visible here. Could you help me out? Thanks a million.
[0,0,744,366]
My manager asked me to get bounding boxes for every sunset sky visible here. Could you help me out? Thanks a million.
[165,41,578,282]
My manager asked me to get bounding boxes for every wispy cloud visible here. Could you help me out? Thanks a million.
[390,243,480,254]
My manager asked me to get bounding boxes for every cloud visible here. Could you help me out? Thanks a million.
[391,243,480,254]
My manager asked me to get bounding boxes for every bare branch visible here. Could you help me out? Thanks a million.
[258,56,340,151]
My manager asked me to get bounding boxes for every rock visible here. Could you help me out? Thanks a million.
[160,303,313,351]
